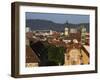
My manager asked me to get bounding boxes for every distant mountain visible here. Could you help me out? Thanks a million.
[26,19,89,32]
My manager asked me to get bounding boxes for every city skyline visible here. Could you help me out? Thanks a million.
[25,12,90,67]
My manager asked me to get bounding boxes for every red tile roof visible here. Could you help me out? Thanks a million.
[26,32,33,39]
[26,45,40,63]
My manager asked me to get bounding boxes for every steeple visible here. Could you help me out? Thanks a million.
[65,20,69,26]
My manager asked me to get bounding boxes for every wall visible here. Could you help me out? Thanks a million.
[0,0,100,80]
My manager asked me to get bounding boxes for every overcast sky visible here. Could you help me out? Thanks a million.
[26,12,89,24]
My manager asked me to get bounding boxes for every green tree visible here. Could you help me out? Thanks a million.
[47,45,65,66]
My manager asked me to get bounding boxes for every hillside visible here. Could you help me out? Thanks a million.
[26,19,89,32]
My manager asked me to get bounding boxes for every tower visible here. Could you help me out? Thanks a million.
[64,28,69,36]
[64,20,69,36]
[26,27,30,32]
[50,29,53,35]
[81,25,86,45]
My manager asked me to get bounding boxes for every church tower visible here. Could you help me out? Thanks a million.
[81,25,86,45]
[64,28,69,36]
[64,20,69,36]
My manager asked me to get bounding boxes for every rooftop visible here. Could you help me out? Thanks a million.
[26,45,40,63]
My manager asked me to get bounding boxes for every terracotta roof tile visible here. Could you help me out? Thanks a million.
[26,45,40,63]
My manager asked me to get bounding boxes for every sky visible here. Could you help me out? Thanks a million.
[26,12,89,24]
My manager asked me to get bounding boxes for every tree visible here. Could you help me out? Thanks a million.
[47,45,65,66]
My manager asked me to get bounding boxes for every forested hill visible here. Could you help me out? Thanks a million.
[26,19,89,32]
